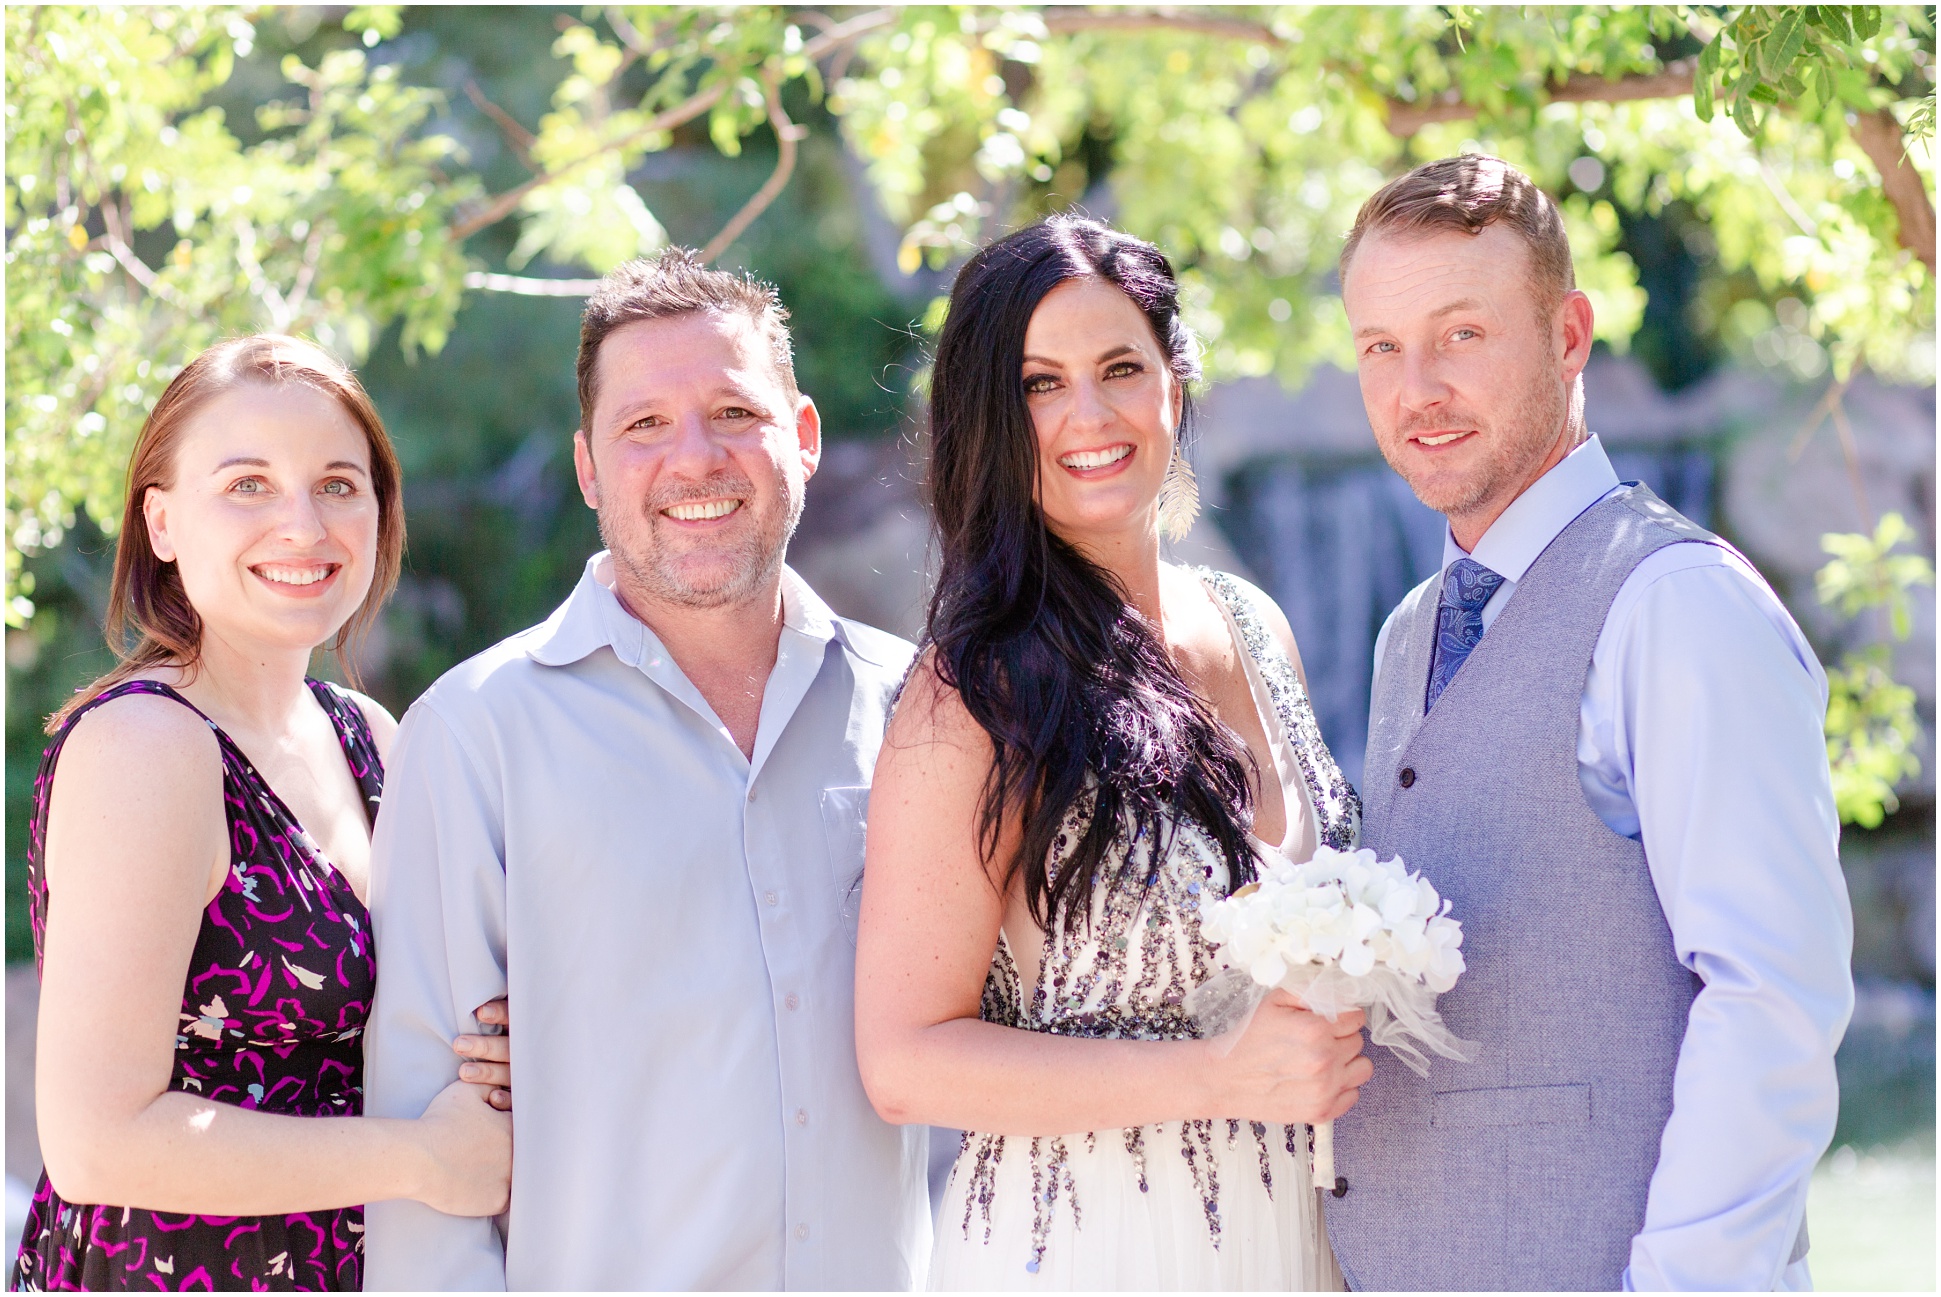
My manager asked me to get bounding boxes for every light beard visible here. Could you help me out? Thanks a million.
[599,470,805,611]
[1386,374,1570,520]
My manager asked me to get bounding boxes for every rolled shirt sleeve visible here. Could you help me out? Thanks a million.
[1593,552,1854,1290]
[363,701,512,1291]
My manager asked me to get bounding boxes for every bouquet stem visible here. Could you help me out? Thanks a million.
[1311,1118,1335,1191]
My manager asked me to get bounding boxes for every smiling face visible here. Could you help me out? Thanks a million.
[142,382,381,657]
[1021,277,1181,553]
[1343,222,1594,546]
[574,310,819,612]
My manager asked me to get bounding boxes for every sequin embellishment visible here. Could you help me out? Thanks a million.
[945,574,1363,1273]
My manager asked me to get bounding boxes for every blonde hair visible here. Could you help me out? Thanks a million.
[1341,154,1576,320]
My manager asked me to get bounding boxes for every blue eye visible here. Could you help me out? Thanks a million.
[320,479,353,497]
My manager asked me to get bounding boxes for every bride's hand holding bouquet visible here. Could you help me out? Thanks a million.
[1192,844,1476,1189]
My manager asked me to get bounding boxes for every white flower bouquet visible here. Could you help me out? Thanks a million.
[1188,843,1476,1190]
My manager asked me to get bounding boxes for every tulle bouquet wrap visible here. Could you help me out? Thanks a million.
[1187,844,1476,1190]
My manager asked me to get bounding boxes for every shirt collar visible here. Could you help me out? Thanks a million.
[1441,434,1621,583]
[525,552,841,669]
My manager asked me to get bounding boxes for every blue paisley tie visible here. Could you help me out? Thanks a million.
[1425,557,1505,713]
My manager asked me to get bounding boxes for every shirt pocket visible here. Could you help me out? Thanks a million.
[818,785,870,945]
[1430,1083,1591,1129]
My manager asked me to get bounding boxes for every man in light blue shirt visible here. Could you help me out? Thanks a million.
[362,250,931,1289]
[1328,155,1851,1291]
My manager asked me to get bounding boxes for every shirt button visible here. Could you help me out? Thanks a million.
[764,891,779,907]
[795,1108,809,1126]
[794,1224,809,1241]
[1332,1176,1350,1197]
[785,993,800,1010]
[1399,767,1416,788]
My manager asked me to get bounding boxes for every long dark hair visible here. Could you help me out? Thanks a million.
[924,214,1257,932]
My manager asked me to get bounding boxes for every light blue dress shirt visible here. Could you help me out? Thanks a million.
[1373,436,1853,1291]
[362,554,932,1291]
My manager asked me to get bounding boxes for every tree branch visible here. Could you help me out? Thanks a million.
[462,271,603,296]
[699,76,805,262]
[449,86,725,240]
[1384,59,1699,135]
[450,9,893,244]
[102,235,181,306]
[1851,107,1936,277]
[464,79,537,171]
[1038,10,1285,43]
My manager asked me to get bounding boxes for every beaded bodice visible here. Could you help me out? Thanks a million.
[951,571,1363,1271]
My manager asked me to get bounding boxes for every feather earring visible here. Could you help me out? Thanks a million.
[1158,439,1200,542]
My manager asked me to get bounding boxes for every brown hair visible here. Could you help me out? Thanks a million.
[575,247,797,431]
[1340,154,1575,318]
[48,335,405,733]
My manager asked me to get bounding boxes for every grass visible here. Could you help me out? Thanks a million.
[1808,1138,1936,1291]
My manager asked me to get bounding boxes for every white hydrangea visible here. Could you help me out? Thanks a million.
[1199,844,1466,994]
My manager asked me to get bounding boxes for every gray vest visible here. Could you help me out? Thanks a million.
[1325,485,1711,1291]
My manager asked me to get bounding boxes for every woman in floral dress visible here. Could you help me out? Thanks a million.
[12,337,511,1292]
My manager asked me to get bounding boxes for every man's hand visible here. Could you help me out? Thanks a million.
[452,998,511,1111]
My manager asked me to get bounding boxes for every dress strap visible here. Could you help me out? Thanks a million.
[51,678,219,739]
[1195,569,1364,852]
[306,679,386,825]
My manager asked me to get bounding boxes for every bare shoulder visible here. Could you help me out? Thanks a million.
[884,645,994,759]
[46,691,226,886]
[58,689,223,785]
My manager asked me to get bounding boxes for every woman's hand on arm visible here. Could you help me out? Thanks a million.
[34,695,510,1218]
[854,657,1370,1135]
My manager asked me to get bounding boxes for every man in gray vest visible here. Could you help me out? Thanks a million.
[1328,154,1853,1290]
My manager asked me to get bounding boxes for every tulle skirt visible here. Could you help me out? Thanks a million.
[930,1119,1344,1291]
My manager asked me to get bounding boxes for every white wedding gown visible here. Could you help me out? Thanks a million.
[929,572,1363,1291]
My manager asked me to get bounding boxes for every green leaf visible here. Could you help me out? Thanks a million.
[1768,9,1809,78]
[1694,35,1722,121]
[1731,85,1760,136]
[1851,6,1881,40]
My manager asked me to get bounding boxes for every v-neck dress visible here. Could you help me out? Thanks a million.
[11,679,381,1293]
[934,571,1361,1291]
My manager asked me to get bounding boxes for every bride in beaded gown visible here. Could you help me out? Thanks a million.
[931,570,1360,1290]
[855,215,1370,1293]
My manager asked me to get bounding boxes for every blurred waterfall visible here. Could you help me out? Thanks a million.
[1211,440,1715,785]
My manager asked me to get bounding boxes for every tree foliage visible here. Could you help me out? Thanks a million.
[7,3,1935,630]
[1818,514,1935,826]
[6,6,475,619]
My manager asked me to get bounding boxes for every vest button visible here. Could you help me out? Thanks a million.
[1332,1176,1350,1197]
[1399,767,1416,788]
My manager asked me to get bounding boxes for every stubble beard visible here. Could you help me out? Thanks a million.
[1384,371,1570,523]
[599,468,805,612]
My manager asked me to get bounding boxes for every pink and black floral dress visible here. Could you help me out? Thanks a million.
[11,678,380,1292]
